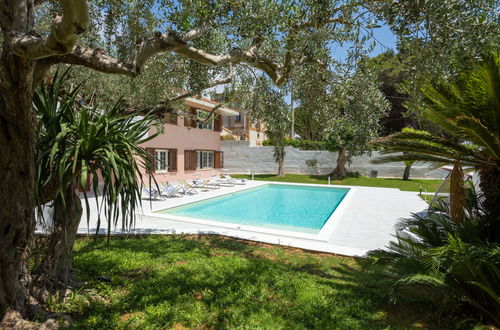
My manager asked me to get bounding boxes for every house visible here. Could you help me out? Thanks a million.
[139,96,239,183]
[221,109,266,146]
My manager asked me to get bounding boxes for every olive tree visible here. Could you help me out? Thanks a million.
[325,69,390,178]
[0,0,381,323]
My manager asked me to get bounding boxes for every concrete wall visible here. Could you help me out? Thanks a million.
[221,140,445,179]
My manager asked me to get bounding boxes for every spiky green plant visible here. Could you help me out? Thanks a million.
[371,52,500,221]
[34,69,160,286]
[368,188,500,325]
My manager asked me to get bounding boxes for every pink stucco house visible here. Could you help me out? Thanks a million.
[138,96,238,183]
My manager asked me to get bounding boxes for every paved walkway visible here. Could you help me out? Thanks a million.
[69,180,428,257]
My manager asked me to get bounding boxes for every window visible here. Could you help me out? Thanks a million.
[235,112,242,122]
[156,150,168,172]
[196,150,214,169]
[197,109,214,130]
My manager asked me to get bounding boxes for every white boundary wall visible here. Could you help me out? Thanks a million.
[221,140,445,179]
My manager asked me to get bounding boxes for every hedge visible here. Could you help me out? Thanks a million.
[263,138,329,150]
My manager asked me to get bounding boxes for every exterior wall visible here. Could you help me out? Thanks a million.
[139,116,222,184]
[221,140,446,179]
[247,128,266,146]
[222,110,266,146]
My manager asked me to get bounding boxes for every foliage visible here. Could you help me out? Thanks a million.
[231,174,442,192]
[33,0,383,109]
[366,50,415,134]
[34,70,160,235]
[370,52,500,219]
[263,138,328,150]
[324,69,390,157]
[42,236,461,328]
[220,134,238,141]
[367,187,500,325]
[370,0,500,87]
[239,77,291,175]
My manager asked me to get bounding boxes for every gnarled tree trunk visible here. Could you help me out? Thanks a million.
[274,145,286,177]
[402,162,412,180]
[0,54,36,321]
[277,159,285,177]
[34,183,83,290]
[332,147,347,179]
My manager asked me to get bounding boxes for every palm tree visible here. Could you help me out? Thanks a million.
[371,52,500,223]
[34,70,160,289]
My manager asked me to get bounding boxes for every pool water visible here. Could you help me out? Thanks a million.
[158,184,349,234]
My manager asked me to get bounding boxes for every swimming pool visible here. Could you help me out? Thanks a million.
[156,184,350,235]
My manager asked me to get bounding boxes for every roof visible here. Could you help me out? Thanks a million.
[184,97,239,116]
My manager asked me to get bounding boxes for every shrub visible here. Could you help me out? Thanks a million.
[221,134,238,140]
[264,138,329,150]
[367,187,500,326]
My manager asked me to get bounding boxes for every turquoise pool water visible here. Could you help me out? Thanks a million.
[158,184,349,234]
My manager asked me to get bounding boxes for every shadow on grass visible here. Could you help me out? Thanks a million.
[69,236,450,329]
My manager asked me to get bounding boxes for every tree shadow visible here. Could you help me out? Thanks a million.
[69,236,450,329]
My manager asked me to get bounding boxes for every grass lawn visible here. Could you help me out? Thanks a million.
[231,174,443,192]
[56,236,455,329]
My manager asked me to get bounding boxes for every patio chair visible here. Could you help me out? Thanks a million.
[178,180,199,195]
[223,174,247,185]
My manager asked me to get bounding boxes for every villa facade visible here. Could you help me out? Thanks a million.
[139,97,239,183]
[221,109,266,146]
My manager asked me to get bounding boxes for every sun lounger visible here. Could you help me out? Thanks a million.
[223,174,246,185]
[210,176,235,187]
[178,180,198,195]
[143,187,164,200]
[161,183,181,198]
[190,179,220,189]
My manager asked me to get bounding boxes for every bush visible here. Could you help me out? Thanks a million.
[263,138,329,150]
[367,187,500,326]
[221,134,238,140]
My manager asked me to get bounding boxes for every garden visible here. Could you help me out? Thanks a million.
[0,0,499,328]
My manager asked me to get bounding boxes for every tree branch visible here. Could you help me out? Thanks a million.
[166,65,234,104]
[28,1,361,87]
[123,66,234,117]
[11,0,89,59]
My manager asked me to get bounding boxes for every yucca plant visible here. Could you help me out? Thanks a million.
[368,187,500,326]
[370,52,500,223]
[34,69,160,288]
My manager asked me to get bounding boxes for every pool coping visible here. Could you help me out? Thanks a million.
[143,182,356,242]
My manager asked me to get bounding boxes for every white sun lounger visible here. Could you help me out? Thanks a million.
[223,174,246,185]
[161,183,181,198]
[210,176,235,187]
[143,187,164,200]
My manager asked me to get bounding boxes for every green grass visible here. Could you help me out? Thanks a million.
[55,236,457,329]
[232,174,443,192]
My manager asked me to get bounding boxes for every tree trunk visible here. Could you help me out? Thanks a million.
[478,163,500,221]
[274,145,286,177]
[277,159,285,177]
[402,163,412,180]
[0,54,36,321]
[35,183,83,289]
[332,148,347,179]
[450,161,465,225]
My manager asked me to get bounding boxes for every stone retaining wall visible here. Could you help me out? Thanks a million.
[221,140,445,179]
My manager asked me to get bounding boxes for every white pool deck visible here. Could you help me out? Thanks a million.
[73,180,429,257]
